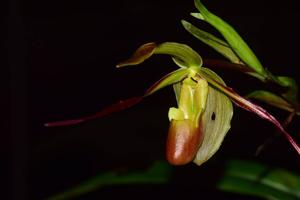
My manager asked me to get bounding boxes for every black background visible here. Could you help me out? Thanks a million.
[10,0,300,199]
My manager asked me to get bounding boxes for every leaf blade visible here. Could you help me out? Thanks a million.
[247,90,299,115]
[46,161,171,200]
[193,0,267,77]
[218,160,300,200]
[181,20,242,64]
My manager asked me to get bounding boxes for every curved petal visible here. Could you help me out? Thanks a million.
[44,97,143,127]
[199,70,300,155]
[145,68,189,96]
[45,68,189,127]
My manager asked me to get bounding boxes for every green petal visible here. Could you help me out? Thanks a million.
[247,90,299,115]
[145,68,189,96]
[181,20,242,64]
[193,68,233,166]
[193,0,267,77]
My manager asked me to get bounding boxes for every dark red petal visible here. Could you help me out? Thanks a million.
[45,69,188,127]
[202,73,300,155]
[44,97,143,127]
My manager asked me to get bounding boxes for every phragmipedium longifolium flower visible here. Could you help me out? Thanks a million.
[45,42,299,166]
[45,0,300,166]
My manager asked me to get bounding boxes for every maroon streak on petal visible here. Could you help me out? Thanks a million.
[44,96,143,127]
[231,96,300,155]
[201,73,300,155]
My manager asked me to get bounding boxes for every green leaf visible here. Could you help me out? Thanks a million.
[46,161,171,200]
[190,12,204,20]
[247,90,299,115]
[181,20,242,64]
[277,76,298,103]
[193,0,267,77]
[218,160,300,200]
[193,68,233,166]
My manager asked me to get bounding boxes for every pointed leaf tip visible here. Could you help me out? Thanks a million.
[181,20,242,64]
[190,12,204,20]
[193,0,267,77]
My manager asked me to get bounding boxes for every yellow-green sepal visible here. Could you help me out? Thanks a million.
[193,68,233,165]
[117,42,203,70]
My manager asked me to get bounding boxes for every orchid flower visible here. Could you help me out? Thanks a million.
[45,0,300,166]
[45,42,300,166]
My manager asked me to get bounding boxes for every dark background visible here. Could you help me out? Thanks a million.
[9,0,300,199]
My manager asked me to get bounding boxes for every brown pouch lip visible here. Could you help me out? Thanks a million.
[166,119,203,165]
